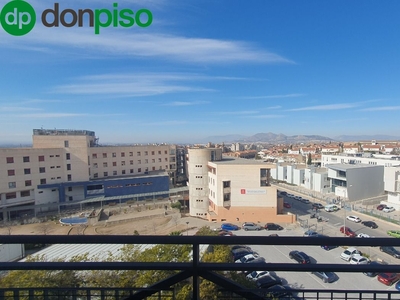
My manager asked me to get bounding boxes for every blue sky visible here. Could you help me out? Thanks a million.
[1,0,400,144]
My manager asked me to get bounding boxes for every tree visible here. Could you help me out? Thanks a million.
[307,153,312,165]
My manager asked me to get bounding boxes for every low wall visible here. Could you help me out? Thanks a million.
[104,213,166,226]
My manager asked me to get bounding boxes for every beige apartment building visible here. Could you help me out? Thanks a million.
[0,129,177,220]
[187,148,295,224]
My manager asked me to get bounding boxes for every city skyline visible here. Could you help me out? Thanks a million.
[1,1,400,143]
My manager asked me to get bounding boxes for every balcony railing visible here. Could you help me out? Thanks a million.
[1,235,400,300]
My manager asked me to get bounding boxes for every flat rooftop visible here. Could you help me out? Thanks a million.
[210,157,272,166]
[33,129,95,137]
[326,163,383,171]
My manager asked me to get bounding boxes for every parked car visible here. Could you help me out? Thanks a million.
[235,253,263,264]
[230,245,252,251]
[383,206,395,213]
[217,230,233,236]
[312,203,324,209]
[246,270,270,281]
[377,204,388,210]
[387,230,400,238]
[350,254,370,265]
[301,198,310,204]
[380,246,400,258]
[242,222,262,231]
[361,221,378,229]
[346,215,361,223]
[231,248,255,261]
[294,196,302,201]
[364,261,384,277]
[264,223,283,230]
[340,247,361,261]
[280,191,288,196]
[377,273,400,286]
[340,226,356,237]
[265,285,293,299]
[357,233,371,238]
[289,250,311,264]
[256,274,282,289]
[396,281,400,291]
[321,245,338,251]
[312,271,337,283]
[303,230,319,237]
[221,223,239,231]
[283,202,291,208]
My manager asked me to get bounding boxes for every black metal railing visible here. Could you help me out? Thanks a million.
[1,235,400,300]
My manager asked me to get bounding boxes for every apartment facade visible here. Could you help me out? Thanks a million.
[0,129,177,220]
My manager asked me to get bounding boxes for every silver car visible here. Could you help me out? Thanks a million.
[242,222,262,231]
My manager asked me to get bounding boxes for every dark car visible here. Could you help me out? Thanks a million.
[363,261,384,277]
[265,285,293,299]
[231,248,254,261]
[377,273,400,286]
[230,245,252,251]
[280,191,288,195]
[312,203,324,209]
[265,223,283,230]
[377,204,387,210]
[312,271,337,283]
[283,202,291,208]
[256,274,282,289]
[361,221,378,229]
[380,246,400,258]
[289,250,311,264]
[321,245,338,251]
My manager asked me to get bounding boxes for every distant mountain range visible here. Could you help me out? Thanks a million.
[204,133,400,144]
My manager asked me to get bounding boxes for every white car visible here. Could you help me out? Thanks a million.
[340,247,361,261]
[246,270,270,281]
[350,254,370,265]
[235,254,259,263]
[383,206,395,213]
[357,233,371,238]
[346,215,361,223]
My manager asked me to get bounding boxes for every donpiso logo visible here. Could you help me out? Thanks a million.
[0,0,153,36]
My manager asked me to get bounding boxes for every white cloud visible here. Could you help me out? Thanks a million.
[242,93,305,99]
[359,106,400,111]
[1,26,294,64]
[163,101,209,106]
[244,114,284,119]
[217,110,259,115]
[289,103,358,111]
[10,113,88,118]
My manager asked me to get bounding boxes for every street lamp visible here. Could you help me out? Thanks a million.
[186,221,189,236]
[343,184,352,237]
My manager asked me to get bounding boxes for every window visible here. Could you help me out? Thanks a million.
[122,170,126,174]
[223,193,231,201]
[165,158,168,162]
[93,163,98,168]
[152,159,155,163]
[64,140,69,147]
[38,155,45,162]
[138,168,141,172]
[165,165,168,169]
[56,166,61,169]
[25,180,32,187]
[6,157,14,163]
[7,170,15,176]
[223,181,231,188]
[151,151,155,155]
[8,182,16,188]
[104,172,108,177]
[6,192,16,199]
[40,178,46,184]
[23,156,30,163]
[39,167,45,173]
[69,196,73,201]
[152,167,156,171]
[137,160,141,164]
[130,169,134,173]
[129,152,133,156]
[113,171,117,176]
[66,164,71,170]
[121,161,125,166]
[113,162,117,167]
[66,153,70,160]
[165,150,168,154]
[144,151,148,156]
[93,173,98,178]
[68,187,73,192]
[130,160,134,165]
[112,152,116,157]
[121,152,125,157]
[103,153,107,158]
[158,158,162,162]
[21,190,30,197]
[103,162,108,167]
[158,151,161,155]
[67,174,72,181]
[136,151,140,156]
[92,153,97,159]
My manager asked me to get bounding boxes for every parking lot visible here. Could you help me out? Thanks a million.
[233,227,400,293]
